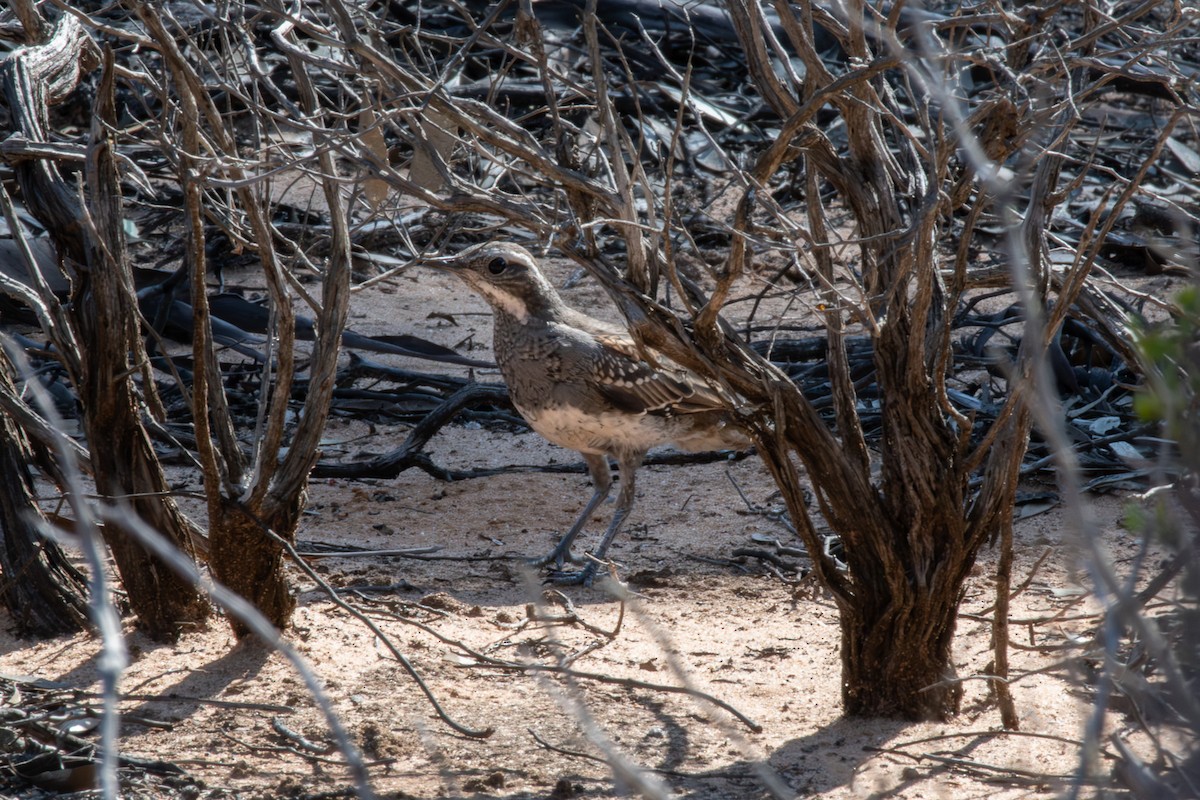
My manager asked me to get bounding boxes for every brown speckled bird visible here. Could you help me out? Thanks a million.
[428,242,748,585]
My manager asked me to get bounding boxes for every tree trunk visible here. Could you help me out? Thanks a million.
[209,498,300,636]
[73,48,210,640]
[831,315,974,720]
[80,412,211,639]
[838,541,966,719]
[0,353,89,636]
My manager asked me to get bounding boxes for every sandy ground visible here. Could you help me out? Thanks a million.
[0,255,1167,799]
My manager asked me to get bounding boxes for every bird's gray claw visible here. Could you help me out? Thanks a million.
[544,565,597,587]
[528,549,584,569]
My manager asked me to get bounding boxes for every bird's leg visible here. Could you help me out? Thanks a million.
[549,451,642,587]
[530,452,611,569]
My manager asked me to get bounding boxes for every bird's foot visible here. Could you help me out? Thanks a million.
[544,562,599,587]
[528,546,586,570]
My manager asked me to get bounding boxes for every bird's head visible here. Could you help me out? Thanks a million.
[425,242,564,322]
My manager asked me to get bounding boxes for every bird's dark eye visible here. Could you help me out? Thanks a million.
[487,257,508,275]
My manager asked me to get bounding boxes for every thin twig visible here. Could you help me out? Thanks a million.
[251,514,495,740]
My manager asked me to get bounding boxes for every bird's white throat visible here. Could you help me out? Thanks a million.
[474,282,529,322]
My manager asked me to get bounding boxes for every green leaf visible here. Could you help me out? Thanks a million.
[1133,392,1164,422]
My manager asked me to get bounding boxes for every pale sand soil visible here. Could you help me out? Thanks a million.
[0,256,1168,798]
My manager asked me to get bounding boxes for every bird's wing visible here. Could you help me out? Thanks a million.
[588,332,729,416]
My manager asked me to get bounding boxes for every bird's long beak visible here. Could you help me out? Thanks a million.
[421,252,461,272]
[423,241,494,272]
